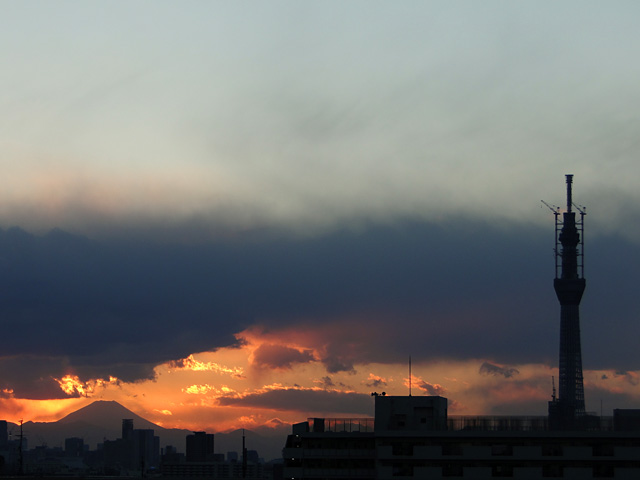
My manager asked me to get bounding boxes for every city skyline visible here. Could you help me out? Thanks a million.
[1,1,640,433]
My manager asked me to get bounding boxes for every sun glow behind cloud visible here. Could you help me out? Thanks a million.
[5,329,640,431]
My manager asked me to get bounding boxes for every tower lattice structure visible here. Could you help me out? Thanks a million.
[548,174,586,429]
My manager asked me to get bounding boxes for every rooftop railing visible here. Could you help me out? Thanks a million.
[304,415,617,433]
[308,418,375,433]
[447,415,615,432]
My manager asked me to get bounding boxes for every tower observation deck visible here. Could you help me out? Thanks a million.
[548,174,587,430]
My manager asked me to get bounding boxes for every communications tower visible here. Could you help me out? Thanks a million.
[547,174,587,429]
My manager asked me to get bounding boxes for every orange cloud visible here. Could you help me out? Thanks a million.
[182,384,238,399]
[183,384,215,395]
[1,388,14,398]
[54,375,121,397]
[167,354,244,377]
[366,373,388,388]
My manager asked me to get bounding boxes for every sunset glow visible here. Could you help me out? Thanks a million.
[4,333,640,433]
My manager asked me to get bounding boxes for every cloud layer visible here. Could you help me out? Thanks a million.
[1,219,639,400]
[2,2,640,240]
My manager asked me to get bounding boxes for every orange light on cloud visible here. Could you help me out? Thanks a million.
[182,384,237,397]
[0,397,89,424]
[54,375,121,397]
[10,323,640,436]
[168,354,245,377]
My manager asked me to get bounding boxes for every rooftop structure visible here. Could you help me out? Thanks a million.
[283,397,640,479]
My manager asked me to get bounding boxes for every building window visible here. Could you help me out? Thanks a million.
[542,445,563,456]
[442,444,463,456]
[391,414,407,429]
[442,464,463,477]
[592,444,614,457]
[391,442,413,456]
[542,464,563,477]
[491,444,513,456]
[492,465,513,477]
[593,465,614,477]
[392,463,413,477]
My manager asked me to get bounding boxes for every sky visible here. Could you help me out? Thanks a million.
[2,1,640,439]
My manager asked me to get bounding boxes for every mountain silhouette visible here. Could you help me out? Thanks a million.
[16,400,285,461]
[22,400,192,453]
[56,400,159,430]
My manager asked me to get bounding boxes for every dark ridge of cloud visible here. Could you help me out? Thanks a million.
[416,381,446,396]
[218,388,374,416]
[1,218,639,398]
[0,354,147,400]
[319,376,335,388]
[251,344,316,370]
[323,357,357,375]
[613,371,639,386]
[366,376,387,389]
[0,356,76,400]
[479,362,520,379]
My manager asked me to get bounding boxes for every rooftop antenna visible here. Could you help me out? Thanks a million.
[541,200,561,278]
[242,428,247,478]
[18,419,24,476]
[409,355,412,397]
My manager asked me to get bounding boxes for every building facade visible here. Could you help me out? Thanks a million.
[283,396,640,479]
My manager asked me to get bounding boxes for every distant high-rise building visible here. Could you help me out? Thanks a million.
[547,174,587,429]
[186,431,214,462]
[105,420,160,472]
[246,449,260,463]
[64,437,84,457]
[0,420,7,448]
[133,429,160,470]
[122,419,133,441]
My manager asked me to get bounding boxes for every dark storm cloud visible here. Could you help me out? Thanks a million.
[251,344,316,370]
[218,388,374,415]
[1,218,639,398]
[480,362,520,379]
[0,356,74,400]
[613,371,640,386]
[319,376,335,388]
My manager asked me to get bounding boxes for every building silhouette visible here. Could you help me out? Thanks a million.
[103,419,159,474]
[64,437,84,458]
[186,431,215,462]
[122,418,134,441]
[161,430,266,479]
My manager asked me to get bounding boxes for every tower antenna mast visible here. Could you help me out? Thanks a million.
[548,174,587,430]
